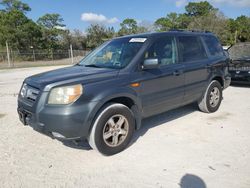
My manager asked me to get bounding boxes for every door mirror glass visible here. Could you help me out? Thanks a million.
[143,59,159,69]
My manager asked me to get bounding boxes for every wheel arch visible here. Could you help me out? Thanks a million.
[212,76,224,88]
[87,93,142,136]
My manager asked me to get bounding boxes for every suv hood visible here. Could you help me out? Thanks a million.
[25,65,119,90]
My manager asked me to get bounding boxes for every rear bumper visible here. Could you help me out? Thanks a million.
[18,98,99,140]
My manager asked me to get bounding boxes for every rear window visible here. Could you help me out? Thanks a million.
[203,35,224,57]
[178,36,207,63]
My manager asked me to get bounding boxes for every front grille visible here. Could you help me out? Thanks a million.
[20,84,40,103]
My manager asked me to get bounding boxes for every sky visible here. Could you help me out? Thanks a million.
[20,0,250,31]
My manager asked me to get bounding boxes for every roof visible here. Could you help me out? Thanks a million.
[116,30,215,40]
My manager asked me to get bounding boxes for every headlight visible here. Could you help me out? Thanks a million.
[48,84,83,105]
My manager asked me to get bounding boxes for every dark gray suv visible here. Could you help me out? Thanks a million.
[18,31,231,155]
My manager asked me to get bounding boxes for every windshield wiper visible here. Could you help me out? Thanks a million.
[84,64,103,68]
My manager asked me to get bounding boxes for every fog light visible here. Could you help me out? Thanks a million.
[52,132,65,139]
[248,71,250,74]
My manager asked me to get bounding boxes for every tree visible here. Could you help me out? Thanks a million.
[177,14,191,29]
[185,1,216,17]
[234,16,250,42]
[118,18,138,36]
[188,10,229,44]
[60,29,87,50]
[37,13,66,49]
[0,0,31,13]
[0,0,42,50]
[86,24,115,48]
[155,13,190,31]
[137,20,155,32]
[155,13,179,31]
[0,9,42,50]
[37,13,65,29]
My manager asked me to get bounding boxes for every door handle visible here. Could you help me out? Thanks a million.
[206,64,212,68]
[173,70,182,76]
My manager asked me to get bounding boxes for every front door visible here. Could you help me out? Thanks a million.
[138,36,185,117]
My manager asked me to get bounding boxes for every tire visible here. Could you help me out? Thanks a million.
[88,103,135,156]
[198,80,222,113]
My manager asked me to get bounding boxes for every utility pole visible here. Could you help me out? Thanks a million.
[6,41,11,67]
[70,44,74,64]
[30,46,35,62]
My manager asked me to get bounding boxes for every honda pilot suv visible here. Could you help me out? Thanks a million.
[18,31,231,155]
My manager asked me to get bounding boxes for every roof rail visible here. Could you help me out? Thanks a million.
[169,29,211,33]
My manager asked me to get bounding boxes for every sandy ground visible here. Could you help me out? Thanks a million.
[0,66,250,188]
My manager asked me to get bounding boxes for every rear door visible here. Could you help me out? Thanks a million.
[139,36,185,117]
[177,35,210,103]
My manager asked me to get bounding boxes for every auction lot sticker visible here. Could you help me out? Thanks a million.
[129,38,147,43]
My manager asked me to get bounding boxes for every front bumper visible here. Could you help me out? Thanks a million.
[17,93,99,140]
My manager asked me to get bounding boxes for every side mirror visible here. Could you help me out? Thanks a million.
[142,59,159,70]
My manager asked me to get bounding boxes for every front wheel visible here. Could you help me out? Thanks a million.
[88,103,135,156]
[198,80,223,113]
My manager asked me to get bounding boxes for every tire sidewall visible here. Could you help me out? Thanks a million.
[205,81,222,113]
[91,103,135,155]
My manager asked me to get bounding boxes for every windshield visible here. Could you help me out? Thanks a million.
[228,42,250,60]
[78,38,146,69]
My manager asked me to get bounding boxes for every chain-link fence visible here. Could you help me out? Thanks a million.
[0,49,90,69]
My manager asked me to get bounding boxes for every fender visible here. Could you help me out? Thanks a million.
[86,86,143,133]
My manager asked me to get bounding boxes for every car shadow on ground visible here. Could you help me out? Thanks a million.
[179,174,206,188]
[230,82,250,88]
[131,103,197,145]
[61,103,197,151]
[62,139,92,150]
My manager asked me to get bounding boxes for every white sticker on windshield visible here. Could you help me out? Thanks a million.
[129,38,147,43]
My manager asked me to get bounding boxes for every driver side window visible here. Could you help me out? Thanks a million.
[144,37,177,66]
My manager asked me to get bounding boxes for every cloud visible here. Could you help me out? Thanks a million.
[54,26,67,30]
[81,13,119,24]
[175,0,188,7]
[210,0,250,7]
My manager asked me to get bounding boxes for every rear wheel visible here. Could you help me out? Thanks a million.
[198,80,222,113]
[88,103,135,155]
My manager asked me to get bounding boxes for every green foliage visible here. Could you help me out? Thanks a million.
[0,0,31,13]
[185,1,216,17]
[0,0,250,52]
[155,13,191,31]
[118,18,138,36]
[37,13,65,29]
[60,29,87,50]
[153,1,250,45]
[37,13,66,50]
[0,10,42,50]
[234,16,250,42]
[86,24,115,48]
[117,18,149,36]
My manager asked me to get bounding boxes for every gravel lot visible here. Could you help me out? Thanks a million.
[0,66,250,188]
